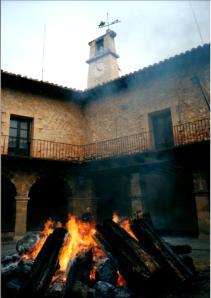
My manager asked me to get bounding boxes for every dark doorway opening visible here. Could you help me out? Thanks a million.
[144,166,198,236]
[28,176,72,231]
[95,174,131,222]
[149,108,174,150]
[2,176,16,232]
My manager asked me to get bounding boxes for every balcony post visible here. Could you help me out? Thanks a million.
[130,172,148,215]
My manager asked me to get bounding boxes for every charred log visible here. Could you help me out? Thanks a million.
[95,258,118,286]
[95,219,162,294]
[19,227,67,298]
[63,248,94,298]
[131,218,195,284]
[2,254,21,266]
[45,279,65,298]
[2,262,20,281]
[16,232,40,255]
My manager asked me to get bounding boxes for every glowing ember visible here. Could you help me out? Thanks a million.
[117,271,127,287]
[89,266,97,281]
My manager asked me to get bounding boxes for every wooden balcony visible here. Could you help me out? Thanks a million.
[1,118,209,162]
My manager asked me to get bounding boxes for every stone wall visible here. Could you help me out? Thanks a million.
[84,64,209,143]
[1,88,85,145]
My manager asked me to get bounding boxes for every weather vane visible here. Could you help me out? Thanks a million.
[98,13,121,30]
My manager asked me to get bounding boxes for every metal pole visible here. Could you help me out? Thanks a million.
[191,76,210,111]
[189,1,204,45]
[41,23,46,81]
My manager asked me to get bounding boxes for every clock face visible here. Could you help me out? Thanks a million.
[94,62,105,77]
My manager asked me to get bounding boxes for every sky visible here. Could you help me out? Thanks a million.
[1,1,210,90]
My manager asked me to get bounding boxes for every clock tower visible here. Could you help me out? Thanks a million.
[86,29,120,89]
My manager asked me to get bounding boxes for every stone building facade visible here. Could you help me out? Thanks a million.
[1,43,210,239]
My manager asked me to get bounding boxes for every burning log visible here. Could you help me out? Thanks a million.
[131,218,195,284]
[95,219,162,294]
[19,227,67,298]
[63,248,94,298]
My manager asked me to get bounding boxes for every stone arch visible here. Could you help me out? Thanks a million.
[2,175,17,233]
[27,175,72,231]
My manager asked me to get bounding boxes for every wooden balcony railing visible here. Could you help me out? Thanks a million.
[1,118,209,162]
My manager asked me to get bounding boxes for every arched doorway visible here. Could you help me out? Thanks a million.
[27,176,72,231]
[2,175,16,232]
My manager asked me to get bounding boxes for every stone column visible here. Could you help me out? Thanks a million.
[71,177,97,218]
[12,173,37,239]
[14,196,29,237]
[193,171,210,238]
[130,172,148,215]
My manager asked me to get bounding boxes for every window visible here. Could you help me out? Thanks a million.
[8,116,32,156]
[96,38,104,53]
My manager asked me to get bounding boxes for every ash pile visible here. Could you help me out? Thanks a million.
[2,216,196,298]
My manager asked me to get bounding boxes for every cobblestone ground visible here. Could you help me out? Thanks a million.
[1,237,210,297]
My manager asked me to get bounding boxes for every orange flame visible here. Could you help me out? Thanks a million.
[112,213,137,241]
[112,212,120,224]
[23,218,54,260]
[24,212,136,286]
[58,215,96,272]
[120,218,137,240]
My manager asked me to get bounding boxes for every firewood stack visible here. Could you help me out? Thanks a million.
[1,218,196,298]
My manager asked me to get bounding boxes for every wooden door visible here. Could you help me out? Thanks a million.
[150,109,174,150]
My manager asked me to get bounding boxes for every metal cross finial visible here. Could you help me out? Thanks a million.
[98,13,121,30]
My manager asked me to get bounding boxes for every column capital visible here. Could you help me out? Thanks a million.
[11,172,38,197]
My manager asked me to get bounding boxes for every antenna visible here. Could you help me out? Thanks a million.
[189,1,204,45]
[41,23,46,81]
[98,13,121,31]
